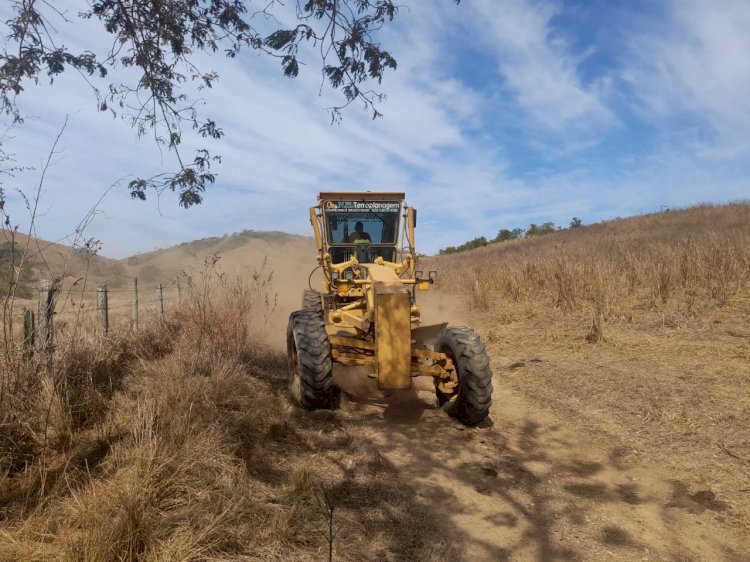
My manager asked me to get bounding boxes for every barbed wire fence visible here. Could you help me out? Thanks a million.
[16,276,192,367]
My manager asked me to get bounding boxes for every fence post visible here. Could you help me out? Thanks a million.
[176,276,182,307]
[37,279,57,369]
[132,277,139,330]
[156,283,164,319]
[97,284,109,334]
[23,309,35,350]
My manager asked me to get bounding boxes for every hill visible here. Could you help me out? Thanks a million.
[2,228,316,289]
[0,230,123,298]
[120,229,315,286]
[118,230,318,346]
[1,228,318,349]
[429,202,750,310]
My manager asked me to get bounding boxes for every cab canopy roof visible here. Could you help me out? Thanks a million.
[318,192,405,203]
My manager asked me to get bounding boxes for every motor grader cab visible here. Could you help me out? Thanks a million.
[286,192,493,425]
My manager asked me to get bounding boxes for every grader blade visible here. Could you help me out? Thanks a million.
[411,322,449,345]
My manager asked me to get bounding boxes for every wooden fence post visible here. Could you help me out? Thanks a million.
[23,309,35,350]
[37,279,58,369]
[176,276,182,307]
[132,277,139,330]
[97,284,109,334]
[156,283,164,319]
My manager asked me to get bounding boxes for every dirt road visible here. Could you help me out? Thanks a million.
[276,273,748,560]
[324,289,748,561]
[335,378,745,561]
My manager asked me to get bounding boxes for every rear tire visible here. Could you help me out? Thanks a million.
[287,310,333,409]
[435,327,493,425]
[302,289,323,318]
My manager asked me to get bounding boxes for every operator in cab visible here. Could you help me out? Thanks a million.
[348,221,372,243]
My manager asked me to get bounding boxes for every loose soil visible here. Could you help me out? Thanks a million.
[322,291,750,561]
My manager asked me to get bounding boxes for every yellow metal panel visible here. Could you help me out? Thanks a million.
[309,207,323,252]
[338,310,369,331]
[362,263,400,282]
[375,284,412,389]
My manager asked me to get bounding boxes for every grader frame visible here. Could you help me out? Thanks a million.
[287,191,492,425]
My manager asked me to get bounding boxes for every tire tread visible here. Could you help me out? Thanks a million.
[435,326,493,425]
[287,310,333,409]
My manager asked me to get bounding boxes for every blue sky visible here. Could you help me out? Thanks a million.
[1,0,749,257]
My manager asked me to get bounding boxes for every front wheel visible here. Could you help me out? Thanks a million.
[435,327,493,425]
[287,310,334,409]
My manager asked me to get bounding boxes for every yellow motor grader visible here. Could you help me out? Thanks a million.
[286,192,492,425]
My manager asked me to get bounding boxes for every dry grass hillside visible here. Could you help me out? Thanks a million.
[117,230,318,345]
[122,230,315,281]
[3,229,315,291]
[0,231,121,297]
[434,202,749,313]
[2,229,317,347]
[429,202,750,541]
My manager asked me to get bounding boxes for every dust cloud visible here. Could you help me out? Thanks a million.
[416,290,471,329]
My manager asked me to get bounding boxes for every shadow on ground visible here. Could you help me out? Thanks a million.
[254,352,742,561]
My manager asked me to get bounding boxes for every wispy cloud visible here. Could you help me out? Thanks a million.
[622,0,750,143]
[471,0,615,132]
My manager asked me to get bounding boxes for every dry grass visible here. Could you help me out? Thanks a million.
[434,203,750,335]
[430,202,750,527]
[1,258,448,561]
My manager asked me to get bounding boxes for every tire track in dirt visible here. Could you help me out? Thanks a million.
[335,373,745,561]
